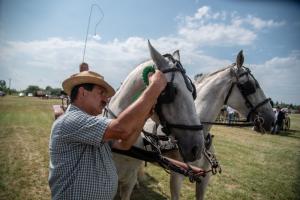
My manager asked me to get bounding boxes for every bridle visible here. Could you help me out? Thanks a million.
[105,54,202,136]
[224,64,271,125]
[198,64,272,176]
[105,54,203,164]
[154,54,202,136]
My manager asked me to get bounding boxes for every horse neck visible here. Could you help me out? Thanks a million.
[194,68,232,133]
[108,61,152,115]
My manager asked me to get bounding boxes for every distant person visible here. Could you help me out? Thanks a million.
[48,64,167,199]
[271,106,285,134]
[218,106,227,122]
[79,62,89,72]
[270,98,274,108]
[227,105,235,124]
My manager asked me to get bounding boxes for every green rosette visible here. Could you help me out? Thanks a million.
[142,66,155,85]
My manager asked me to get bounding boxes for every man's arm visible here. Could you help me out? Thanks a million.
[103,71,167,150]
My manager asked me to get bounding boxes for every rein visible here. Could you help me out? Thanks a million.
[143,127,221,180]
[112,145,207,183]
[104,107,208,183]
[141,129,202,181]
[201,121,254,127]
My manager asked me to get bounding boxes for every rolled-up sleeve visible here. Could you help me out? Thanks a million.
[56,106,112,147]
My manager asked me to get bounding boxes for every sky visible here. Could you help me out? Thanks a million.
[0,0,299,104]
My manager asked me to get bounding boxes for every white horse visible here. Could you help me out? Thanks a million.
[169,50,275,200]
[106,42,205,200]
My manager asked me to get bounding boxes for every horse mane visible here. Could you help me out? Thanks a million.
[194,64,234,84]
[194,73,208,84]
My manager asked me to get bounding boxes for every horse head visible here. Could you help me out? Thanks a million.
[226,50,275,132]
[148,41,204,162]
[108,42,204,162]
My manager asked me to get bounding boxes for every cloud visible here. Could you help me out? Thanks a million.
[0,5,297,103]
[249,17,285,30]
[0,37,154,90]
[250,51,300,104]
[178,24,256,46]
[0,35,228,91]
[1,36,299,104]
[177,6,285,46]
[92,34,101,41]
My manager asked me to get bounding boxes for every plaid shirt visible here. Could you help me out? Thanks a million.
[49,105,117,200]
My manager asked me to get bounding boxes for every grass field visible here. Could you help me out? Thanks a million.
[0,96,299,200]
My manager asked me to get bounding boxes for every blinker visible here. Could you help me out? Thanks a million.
[158,82,177,104]
[237,80,256,96]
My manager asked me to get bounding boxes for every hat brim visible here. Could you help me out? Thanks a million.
[62,76,115,97]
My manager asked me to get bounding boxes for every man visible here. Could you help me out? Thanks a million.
[272,106,285,134]
[227,105,235,124]
[49,69,167,199]
[79,62,89,72]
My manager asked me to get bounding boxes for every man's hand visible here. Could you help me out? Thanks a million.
[145,70,166,119]
[105,70,167,149]
[148,70,167,93]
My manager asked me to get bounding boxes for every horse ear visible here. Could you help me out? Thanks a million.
[172,50,180,61]
[236,50,244,68]
[148,40,169,71]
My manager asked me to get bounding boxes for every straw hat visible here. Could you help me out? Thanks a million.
[62,71,115,97]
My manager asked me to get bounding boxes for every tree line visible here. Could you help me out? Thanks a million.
[24,85,63,97]
[0,80,18,95]
[1,79,300,110]
[274,101,300,111]
[0,80,63,97]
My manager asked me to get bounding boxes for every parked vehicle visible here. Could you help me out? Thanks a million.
[18,92,25,97]
[0,91,6,96]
